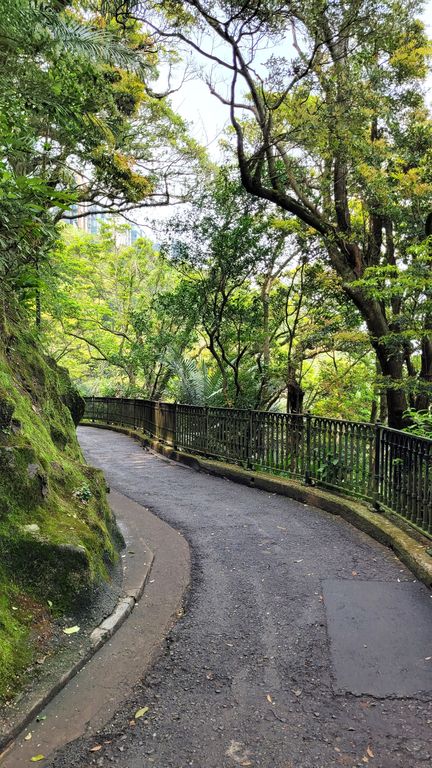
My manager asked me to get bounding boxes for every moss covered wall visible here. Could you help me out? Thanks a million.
[0,305,121,702]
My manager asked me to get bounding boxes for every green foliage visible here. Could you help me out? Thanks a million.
[403,408,432,438]
[44,170,374,420]
[0,0,203,290]
[166,357,225,406]
[42,221,196,397]
[134,0,432,426]
[0,306,122,702]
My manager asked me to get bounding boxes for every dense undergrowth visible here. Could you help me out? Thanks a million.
[0,302,122,702]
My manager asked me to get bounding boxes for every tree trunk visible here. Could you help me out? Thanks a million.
[259,286,271,406]
[286,365,304,414]
[373,347,406,428]
[415,333,432,411]
[344,285,408,429]
[35,286,41,328]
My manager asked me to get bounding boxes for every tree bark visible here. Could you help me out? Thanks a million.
[286,364,304,414]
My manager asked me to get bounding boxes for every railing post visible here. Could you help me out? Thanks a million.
[304,411,312,485]
[205,406,209,456]
[92,395,95,422]
[247,409,253,470]
[106,397,109,425]
[372,420,382,511]
[173,402,178,449]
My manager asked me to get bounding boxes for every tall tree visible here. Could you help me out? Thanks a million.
[0,0,202,296]
[124,0,432,426]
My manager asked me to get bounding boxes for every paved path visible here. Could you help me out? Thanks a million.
[2,491,189,768]
[49,427,432,768]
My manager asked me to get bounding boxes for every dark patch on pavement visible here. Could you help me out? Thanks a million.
[324,579,432,697]
[45,427,432,768]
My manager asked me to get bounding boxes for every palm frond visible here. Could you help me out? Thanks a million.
[0,1,148,75]
[167,354,224,406]
[41,11,149,75]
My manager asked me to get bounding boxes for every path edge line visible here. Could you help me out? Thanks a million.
[81,421,432,590]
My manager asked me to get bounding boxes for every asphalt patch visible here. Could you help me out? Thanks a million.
[324,578,432,697]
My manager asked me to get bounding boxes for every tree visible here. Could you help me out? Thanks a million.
[164,168,369,412]
[125,0,432,427]
[0,0,203,297]
[42,222,196,396]
[165,169,297,408]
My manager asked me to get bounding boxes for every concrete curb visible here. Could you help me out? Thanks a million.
[81,421,432,590]
[0,525,154,756]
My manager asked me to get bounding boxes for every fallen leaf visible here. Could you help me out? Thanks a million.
[352,570,358,576]
[47,600,53,609]
[425,656,431,661]
[129,719,136,727]
[63,625,80,635]
[24,733,32,741]
[36,715,46,722]
[293,688,302,697]
[135,706,149,719]
[367,746,374,758]
[294,559,303,563]
[30,756,45,762]
[266,694,273,704]
[89,745,102,752]
[240,761,253,767]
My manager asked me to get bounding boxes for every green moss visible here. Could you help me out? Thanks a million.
[0,310,122,702]
[0,573,32,701]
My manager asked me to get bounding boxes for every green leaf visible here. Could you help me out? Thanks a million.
[63,625,80,635]
[30,756,45,762]
[134,706,149,719]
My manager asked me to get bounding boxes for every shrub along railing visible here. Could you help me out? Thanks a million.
[82,397,432,538]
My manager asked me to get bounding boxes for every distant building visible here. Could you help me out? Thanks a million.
[67,204,144,245]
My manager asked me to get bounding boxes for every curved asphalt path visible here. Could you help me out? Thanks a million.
[49,427,432,768]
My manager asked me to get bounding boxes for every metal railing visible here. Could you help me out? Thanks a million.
[82,396,432,538]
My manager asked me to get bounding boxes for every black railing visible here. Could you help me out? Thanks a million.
[82,397,432,538]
